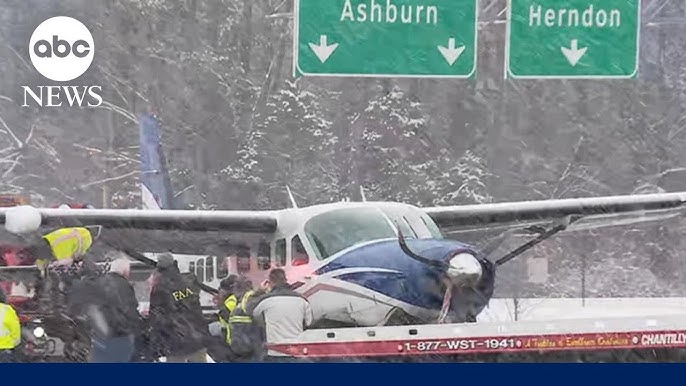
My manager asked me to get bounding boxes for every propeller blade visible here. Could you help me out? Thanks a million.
[396,228,449,270]
[494,215,581,266]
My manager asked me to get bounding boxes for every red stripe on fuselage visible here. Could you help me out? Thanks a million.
[301,282,379,302]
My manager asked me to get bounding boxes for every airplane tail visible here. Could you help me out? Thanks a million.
[137,113,219,297]
[138,112,176,292]
[139,112,175,210]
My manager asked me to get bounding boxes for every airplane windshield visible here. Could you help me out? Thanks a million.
[304,208,397,260]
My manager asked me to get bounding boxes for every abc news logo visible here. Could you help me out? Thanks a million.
[34,36,91,59]
[22,16,102,107]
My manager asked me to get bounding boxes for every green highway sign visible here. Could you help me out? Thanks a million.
[294,0,478,78]
[505,0,641,79]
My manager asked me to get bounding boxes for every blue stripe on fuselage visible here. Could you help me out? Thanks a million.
[315,238,479,310]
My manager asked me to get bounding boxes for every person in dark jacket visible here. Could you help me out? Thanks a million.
[67,256,142,362]
[65,258,102,362]
[147,253,208,363]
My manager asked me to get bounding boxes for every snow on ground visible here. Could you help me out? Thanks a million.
[478,297,686,322]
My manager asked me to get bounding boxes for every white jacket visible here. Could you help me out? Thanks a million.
[251,285,314,356]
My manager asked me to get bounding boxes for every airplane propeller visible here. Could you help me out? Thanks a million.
[396,226,485,323]
[397,230,450,271]
[395,215,583,324]
[396,226,483,287]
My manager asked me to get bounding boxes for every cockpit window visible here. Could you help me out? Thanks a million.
[304,208,397,260]
[379,208,417,238]
[420,213,443,239]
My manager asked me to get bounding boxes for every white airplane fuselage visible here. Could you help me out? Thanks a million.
[158,201,485,327]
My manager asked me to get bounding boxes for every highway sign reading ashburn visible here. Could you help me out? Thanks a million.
[294,0,478,78]
[505,0,641,79]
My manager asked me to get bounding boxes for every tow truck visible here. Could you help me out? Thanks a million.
[267,313,686,362]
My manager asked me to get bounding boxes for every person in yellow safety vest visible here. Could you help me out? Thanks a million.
[216,275,239,345]
[226,277,262,361]
[205,275,239,362]
[0,287,21,363]
[34,227,93,272]
[29,227,95,318]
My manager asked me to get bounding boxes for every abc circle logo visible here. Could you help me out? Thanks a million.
[29,16,94,82]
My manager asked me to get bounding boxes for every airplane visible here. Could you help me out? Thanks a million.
[2,112,686,329]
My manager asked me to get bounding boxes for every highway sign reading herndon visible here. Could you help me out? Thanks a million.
[294,0,478,78]
[505,0,641,79]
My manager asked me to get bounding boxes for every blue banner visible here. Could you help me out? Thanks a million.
[3,362,684,385]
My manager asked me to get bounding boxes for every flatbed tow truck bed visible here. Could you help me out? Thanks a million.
[268,314,686,362]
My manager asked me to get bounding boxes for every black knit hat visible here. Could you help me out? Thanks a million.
[220,274,238,291]
[157,252,176,270]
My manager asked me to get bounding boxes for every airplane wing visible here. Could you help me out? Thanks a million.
[0,192,683,261]
[0,192,684,239]
[421,191,686,264]
[0,207,278,233]
[0,208,278,257]
[424,191,686,237]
